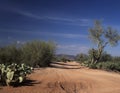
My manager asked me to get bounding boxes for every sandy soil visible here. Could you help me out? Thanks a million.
[1,62,120,93]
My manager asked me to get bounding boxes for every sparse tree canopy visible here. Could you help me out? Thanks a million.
[89,20,120,63]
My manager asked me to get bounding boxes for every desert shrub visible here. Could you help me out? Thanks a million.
[81,61,91,67]
[96,62,120,71]
[20,41,56,67]
[0,44,21,64]
[56,57,68,62]
[55,55,71,62]
[0,41,56,67]
[88,63,97,69]
[85,61,120,71]
[100,52,112,62]
[81,59,120,71]
[112,56,120,62]
[76,53,88,62]
[60,57,69,62]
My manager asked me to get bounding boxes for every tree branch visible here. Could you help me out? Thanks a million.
[103,42,108,48]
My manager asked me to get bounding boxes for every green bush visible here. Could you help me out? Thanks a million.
[100,52,112,62]
[81,61,90,67]
[60,57,69,62]
[81,60,120,72]
[96,62,120,71]
[76,53,88,62]
[0,41,56,67]
[0,44,21,64]
[112,56,120,62]
[54,55,71,62]
[85,61,120,71]
[21,41,56,67]
[89,63,97,69]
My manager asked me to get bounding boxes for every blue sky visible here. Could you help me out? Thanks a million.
[0,0,120,56]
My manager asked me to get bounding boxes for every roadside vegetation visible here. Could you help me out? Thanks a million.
[76,20,120,72]
[0,63,33,86]
[54,21,120,72]
[0,40,56,67]
[54,54,73,62]
[76,53,120,72]
[0,40,56,86]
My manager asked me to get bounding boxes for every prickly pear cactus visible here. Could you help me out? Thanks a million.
[0,63,33,86]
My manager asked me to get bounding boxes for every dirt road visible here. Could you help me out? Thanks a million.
[1,62,120,93]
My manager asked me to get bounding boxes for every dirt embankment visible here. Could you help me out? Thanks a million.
[1,62,120,93]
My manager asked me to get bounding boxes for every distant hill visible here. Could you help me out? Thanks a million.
[55,54,76,60]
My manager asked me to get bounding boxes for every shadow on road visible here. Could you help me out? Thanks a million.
[50,62,81,69]
[13,78,41,87]
[50,65,81,69]
[52,62,79,66]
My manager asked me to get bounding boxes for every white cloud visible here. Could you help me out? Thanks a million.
[57,44,89,55]
[62,33,87,38]
[0,28,87,39]
[16,40,26,45]
[16,41,20,44]
[15,10,45,20]
[47,33,87,38]
[11,8,92,26]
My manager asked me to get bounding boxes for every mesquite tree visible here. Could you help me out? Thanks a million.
[89,20,120,64]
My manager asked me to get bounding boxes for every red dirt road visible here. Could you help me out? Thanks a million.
[1,62,120,93]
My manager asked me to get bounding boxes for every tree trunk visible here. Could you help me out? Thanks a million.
[90,47,103,64]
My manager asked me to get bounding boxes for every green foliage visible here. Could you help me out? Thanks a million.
[88,50,112,62]
[96,62,120,71]
[100,52,112,62]
[0,45,21,64]
[21,41,56,67]
[76,53,88,62]
[0,40,56,67]
[56,57,67,62]
[105,27,120,46]
[89,21,120,46]
[89,20,103,44]
[88,49,98,58]
[88,20,120,64]
[80,50,120,72]
[89,64,97,69]
[61,57,69,62]
[0,63,33,86]
[82,61,120,72]
[112,56,120,62]
[56,55,71,62]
